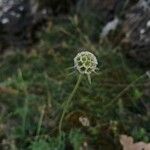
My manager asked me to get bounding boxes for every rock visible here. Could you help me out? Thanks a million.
[0,0,144,51]
[100,17,120,38]
[0,0,48,50]
[0,0,78,50]
[122,0,150,67]
[120,135,150,150]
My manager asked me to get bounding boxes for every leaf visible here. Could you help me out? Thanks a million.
[87,74,91,84]
[133,89,142,99]
[69,129,85,150]
[30,140,50,150]
[120,135,150,150]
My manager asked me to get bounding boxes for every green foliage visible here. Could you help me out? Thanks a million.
[132,128,149,143]
[0,13,149,150]
[30,140,50,150]
[69,129,85,150]
[30,135,65,150]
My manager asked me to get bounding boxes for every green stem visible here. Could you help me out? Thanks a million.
[59,74,82,134]
[22,95,28,136]
[103,73,146,110]
[19,69,28,137]
[36,105,46,140]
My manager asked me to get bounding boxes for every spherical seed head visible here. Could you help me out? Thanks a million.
[74,51,98,74]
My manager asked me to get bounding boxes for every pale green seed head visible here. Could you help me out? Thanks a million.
[74,51,98,75]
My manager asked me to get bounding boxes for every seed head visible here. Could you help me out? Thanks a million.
[74,51,98,75]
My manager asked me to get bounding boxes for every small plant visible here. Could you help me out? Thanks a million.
[58,51,98,134]
[17,69,29,137]
[69,129,86,150]
[132,128,149,142]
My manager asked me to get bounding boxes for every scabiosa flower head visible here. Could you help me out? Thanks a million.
[74,51,98,75]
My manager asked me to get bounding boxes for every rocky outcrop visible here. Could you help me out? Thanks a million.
[122,0,150,67]
[0,0,48,50]
[0,0,78,50]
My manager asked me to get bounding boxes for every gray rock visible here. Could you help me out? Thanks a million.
[0,0,77,50]
[122,0,150,67]
[0,0,48,50]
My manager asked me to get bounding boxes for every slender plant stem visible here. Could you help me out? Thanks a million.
[22,94,28,136]
[36,105,46,140]
[19,69,28,137]
[59,74,82,134]
[103,73,146,110]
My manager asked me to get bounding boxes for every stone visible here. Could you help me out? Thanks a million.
[0,0,48,50]
[122,0,150,67]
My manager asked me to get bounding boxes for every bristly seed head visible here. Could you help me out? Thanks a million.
[74,51,98,75]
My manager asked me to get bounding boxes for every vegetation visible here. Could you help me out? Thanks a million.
[0,14,149,150]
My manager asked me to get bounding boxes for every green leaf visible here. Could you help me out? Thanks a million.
[87,74,91,84]
[30,140,50,150]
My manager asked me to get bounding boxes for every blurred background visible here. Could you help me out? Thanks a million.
[0,0,150,149]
